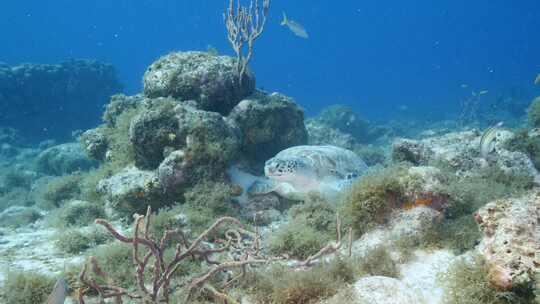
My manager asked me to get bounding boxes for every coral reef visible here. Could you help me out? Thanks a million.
[474,190,539,291]
[3,28,540,304]
[74,51,308,221]
[0,60,122,141]
[392,129,540,183]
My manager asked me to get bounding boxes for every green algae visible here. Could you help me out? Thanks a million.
[339,164,410,236]
[2,271,56,304]
[246,258,355,304]
[440,254,534,304]
[41,174,82,209]
[268,194,336,260]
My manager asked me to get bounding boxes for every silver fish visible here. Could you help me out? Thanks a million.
[479,121,503,159]
[46,278,68,304]
[281,12,309,39]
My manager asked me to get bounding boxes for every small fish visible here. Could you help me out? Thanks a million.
[281,12,309,39]
[479,121,503,159]
[534,73,540,85]
[46,278,68,304]
[460,84,469,88]
[472,90,488,97]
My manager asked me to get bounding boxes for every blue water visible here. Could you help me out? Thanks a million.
[1,0,539,120]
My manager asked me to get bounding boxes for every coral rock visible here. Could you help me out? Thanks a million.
[312,105,373,142]
[401,166,448,210]
[305,119,358,150]
[36,143,97,175]
[475,190,540,290]
[228,92,308,165]
[129,98,240,170]
[102,94,143,127]
[157,150,190,195]
[143,51,255,115]
[0,60,122,140]
[97,166,164,217]
[128,98,181,168]
[80,128,108,161]
[393,130,540,182]
[392,138,433,165]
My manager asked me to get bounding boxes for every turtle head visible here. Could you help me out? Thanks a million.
[264,157,313,182]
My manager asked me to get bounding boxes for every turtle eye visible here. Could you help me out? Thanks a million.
[275,162,284,173]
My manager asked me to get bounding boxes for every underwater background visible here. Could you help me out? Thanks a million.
[2,0,540,125]
[1,1,540,304]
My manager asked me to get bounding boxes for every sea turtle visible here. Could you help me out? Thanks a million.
[248,145,368,200]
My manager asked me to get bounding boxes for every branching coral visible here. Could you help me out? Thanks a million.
[224,0,269,84]
[78,207,270,303]
[298,214,352,267]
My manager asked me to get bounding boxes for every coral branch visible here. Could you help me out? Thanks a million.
[224,0,270,84]
[298,214,352,267]
[79,207,269,303]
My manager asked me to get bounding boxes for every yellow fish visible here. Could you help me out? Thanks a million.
[281,12,309,39]
[534,73,540,85]
[479,121,503,159]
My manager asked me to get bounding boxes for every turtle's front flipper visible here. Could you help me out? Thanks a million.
[248,179,277,196]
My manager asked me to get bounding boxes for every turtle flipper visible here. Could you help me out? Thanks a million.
[247,179,277,196]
